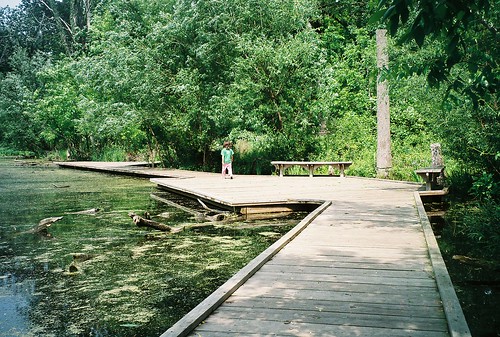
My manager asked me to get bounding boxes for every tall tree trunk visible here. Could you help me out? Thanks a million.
[42,0,72,54]
[70,0,77,34]
[376,29,392,178]
[85,0,91,31]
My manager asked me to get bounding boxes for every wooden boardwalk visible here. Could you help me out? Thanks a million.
[55,161,213,179]
[153,176,470,337]
[54,162,470,337]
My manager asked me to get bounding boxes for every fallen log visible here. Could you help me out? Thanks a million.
[206,213,229,221]
[69,263,79,273]
[197,198,228,214]
[197,199,236,221]
[452,255,497,268]
[128,212,182,233]
[72,253,98,263]
[151,193,238,222]
[52,184,70,188]
[24,216,63,235]
[66,253,99,274]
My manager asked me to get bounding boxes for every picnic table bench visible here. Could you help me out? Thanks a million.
[415,167,445,191]
[271,161,353,178]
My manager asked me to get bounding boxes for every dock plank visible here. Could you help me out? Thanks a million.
[268,256,431,272]
[224,296,445,318]
[194,319,449,337]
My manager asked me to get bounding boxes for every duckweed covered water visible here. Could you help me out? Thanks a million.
[0,160,300,336]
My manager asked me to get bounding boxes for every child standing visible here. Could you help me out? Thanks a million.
[221,141,234,179]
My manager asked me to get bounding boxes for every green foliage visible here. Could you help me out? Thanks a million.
[0,0,496,184]
[444,169,500,259]
[470,172,500,202]
[92,147,127,162]
[228,131,275,175]
[375,0,499,186]
[229,31,324,157]
[447,199,500,259]
[430,95,499,177]
[318,112,376,177]
[462,172,500,255]
[35,61,86,156]
[375,0,498,101]
[0,147,35,157]
[0,49,49,154]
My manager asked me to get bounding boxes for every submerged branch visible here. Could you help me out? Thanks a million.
[151,193,235,222]
[128,212,182,233]
[23,216,63,236]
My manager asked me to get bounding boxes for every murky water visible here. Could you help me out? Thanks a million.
[427,202,500,337]
[0,160,299,336]
[438,231,500,337]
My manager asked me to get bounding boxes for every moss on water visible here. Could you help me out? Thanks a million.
[0,160,299,336]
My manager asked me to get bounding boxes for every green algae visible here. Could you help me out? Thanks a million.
[0,160,300,336]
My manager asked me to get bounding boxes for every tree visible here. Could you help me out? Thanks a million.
[142,0,323,170]
[0,49,50,153]
[374,0,498,107]
[375,0,499,177]
[375,0,500,265]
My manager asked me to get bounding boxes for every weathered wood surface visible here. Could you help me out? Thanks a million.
[55,161,214,179]
[176,198,453,337]
[150,175,469,337]
[415,167,445,191]
[53,162,469,337]
[151,174,421,212]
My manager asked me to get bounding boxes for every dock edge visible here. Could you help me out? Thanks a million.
[159,200,332,337]
[414,191,471,337]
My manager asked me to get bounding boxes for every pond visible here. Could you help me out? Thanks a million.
[0,159,302,336]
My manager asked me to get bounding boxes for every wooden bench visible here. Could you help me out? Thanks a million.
[415,167,445,191]
[271,161,353,178]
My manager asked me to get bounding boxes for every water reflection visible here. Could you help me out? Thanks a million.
[0,160,300,336]
[0,273,31,336]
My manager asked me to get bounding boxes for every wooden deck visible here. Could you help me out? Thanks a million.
[55,161,215,179]
[54,162,470,337]
[152,176,470,337]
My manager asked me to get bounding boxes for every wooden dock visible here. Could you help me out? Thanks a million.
[154,175,470,337]
[54,162,470,337]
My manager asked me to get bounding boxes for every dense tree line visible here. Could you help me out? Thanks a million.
[0,0,498,225]
[0,0,435,175]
